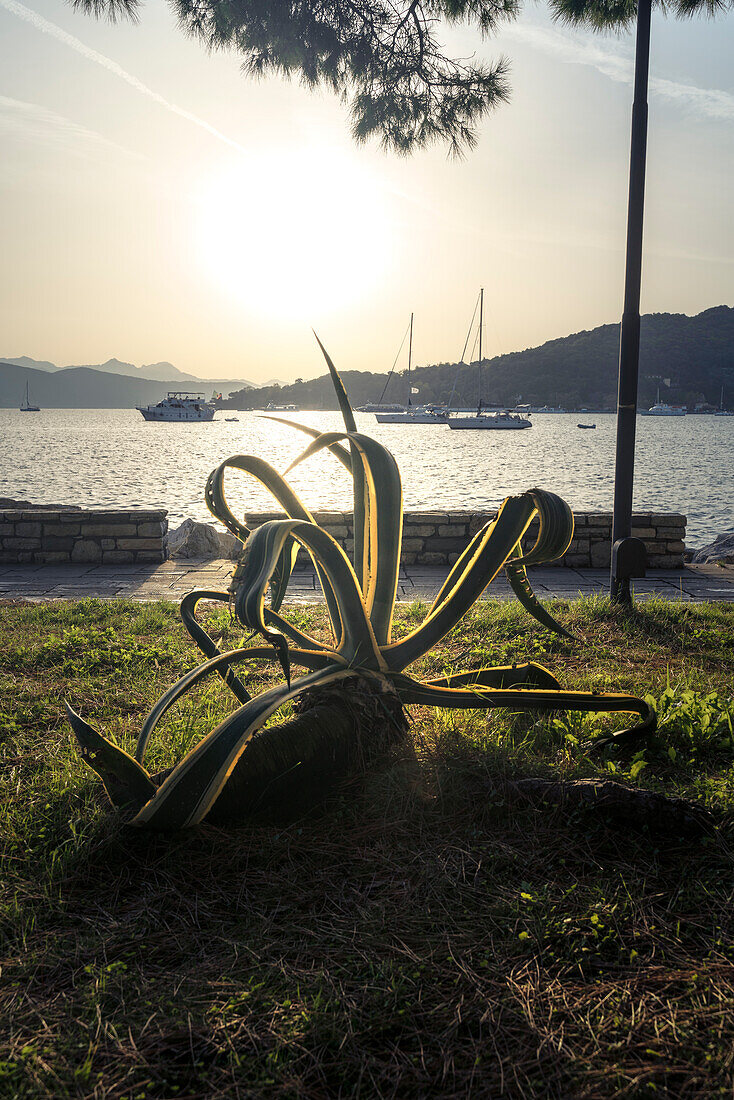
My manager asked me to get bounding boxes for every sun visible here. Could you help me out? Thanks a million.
[197,147,394,320]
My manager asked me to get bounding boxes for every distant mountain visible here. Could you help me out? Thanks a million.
[60,357,199,382]
[140,361,198,382]
[223,306,734,412]
[2,355,59,373]
[0,354,259,403]
[0,362,258,408]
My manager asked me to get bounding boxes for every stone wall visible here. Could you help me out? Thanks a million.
[0,508,168,564]
[243,510,686,569]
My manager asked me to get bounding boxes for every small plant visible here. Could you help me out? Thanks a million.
[67,343,654,828]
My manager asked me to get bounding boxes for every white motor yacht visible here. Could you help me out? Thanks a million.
[137,392,215,421]
[640,388,686,416]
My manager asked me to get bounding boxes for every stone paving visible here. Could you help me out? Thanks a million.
[0,559,732,604]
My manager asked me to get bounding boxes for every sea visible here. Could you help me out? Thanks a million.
[1,409,732,548]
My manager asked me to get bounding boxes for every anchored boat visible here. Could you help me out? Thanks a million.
[449,410,533,431]
[447,289,532,431]
[640,388,686,416]
[20,381,40,412]
[136,392,215,422]
[375,314,448,425]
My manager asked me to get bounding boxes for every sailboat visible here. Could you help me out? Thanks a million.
[715,385,733,416]
[448,289,532,431]
[20,381,40,412]
[375,314,448,424]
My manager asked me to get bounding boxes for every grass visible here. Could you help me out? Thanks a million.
[1,595,733,1098]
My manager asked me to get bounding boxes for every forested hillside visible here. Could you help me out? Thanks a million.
[224,306,734,411]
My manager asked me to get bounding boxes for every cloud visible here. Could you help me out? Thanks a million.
[0,0,248,152]
[505,22,734,122]
[0,93,140,159]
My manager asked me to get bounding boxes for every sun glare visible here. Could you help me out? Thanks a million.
[197,148,393,320]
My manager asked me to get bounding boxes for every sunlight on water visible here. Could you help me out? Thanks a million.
[0,410,732,546]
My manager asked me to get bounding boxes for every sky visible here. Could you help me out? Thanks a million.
[1,0,733,383]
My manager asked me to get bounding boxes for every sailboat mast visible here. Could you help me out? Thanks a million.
[477,288,484,416]
[407,312,413,407]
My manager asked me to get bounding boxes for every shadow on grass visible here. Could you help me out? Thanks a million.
[13,743,729,1097]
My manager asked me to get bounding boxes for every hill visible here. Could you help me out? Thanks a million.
[2,356,59,373]
[223,306,734,411]
[0,362,256,409]
[0,361,257,408]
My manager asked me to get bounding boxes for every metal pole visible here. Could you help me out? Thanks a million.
[610,0,652,605]
[477,287,483,416]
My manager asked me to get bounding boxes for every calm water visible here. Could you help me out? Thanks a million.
[1,409,732,547]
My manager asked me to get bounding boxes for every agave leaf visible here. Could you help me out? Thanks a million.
[498,491,576,639]
[511,489,575,567]
[312,336,371,610]
[233,519,386,670]
[426,518,496,615]
[384,494,537,671]
[284,431,403,645]
[205,453,342,639]
[180,590,251,706]
[66,703,156,811]
[131,666,355,829]
[503,543,576,641]
[206,454,311,534]
[424,662,561,690]
[313,332,357,433]
[260,416,353,473]
[391,675,657,740]
[136,645,341,765]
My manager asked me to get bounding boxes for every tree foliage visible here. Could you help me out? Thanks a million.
[70,0,519,153]
[548,0,731,31]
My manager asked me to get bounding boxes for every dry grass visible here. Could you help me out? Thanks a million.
[1,596,733,1098]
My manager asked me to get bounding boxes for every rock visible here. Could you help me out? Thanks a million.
[167,519,242,560]
[691,531,734,565]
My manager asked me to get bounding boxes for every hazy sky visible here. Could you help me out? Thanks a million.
[1,0,732,382]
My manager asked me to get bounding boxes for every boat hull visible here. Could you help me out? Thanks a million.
[138,407,215,421]
[375,413,448,424]
[448,416,532,430]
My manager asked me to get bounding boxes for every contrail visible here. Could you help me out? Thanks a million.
[504,22,734,122]
[0,0,248,152]
[0,93,141,158]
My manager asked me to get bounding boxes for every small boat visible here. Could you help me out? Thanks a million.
[136,392,215,421]
[20,381,40,412]
[640,388,686,416]
[356,403,405,413]
[577,423,596,429]
[265,402,298,412]
[449,410,533,431]
[715,385,733,416]
[374,314,448,425]
[377,406,449,424]
[446,290,532,431]
[224,417,239,422]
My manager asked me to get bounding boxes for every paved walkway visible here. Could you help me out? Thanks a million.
[0,559,733,603]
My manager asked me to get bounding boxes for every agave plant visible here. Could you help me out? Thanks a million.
[67,343,655,829]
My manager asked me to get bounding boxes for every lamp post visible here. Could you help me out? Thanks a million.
[610,0,652,605]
